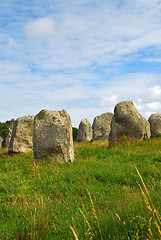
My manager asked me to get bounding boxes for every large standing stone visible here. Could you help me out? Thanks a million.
[33,109,74,163]
[77,118,92,142]
[148,114,161,137]
[0,137,2,148]
[8,115,34,153]
[92,112,114,141]
[109,101,151,145]
[5,119,15,148]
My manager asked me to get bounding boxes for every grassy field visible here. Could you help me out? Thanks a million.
[0,138,161,239]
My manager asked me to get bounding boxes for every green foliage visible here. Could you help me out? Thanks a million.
[0,138,161,239]
[72,127,78,141]
[0,120,12,140]
[155,132,161,137]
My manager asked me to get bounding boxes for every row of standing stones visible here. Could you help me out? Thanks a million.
[4,101,161,163]
[77,101,161,144]
[7,109,74,163]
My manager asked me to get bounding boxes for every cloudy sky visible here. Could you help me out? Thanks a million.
[0,0,161,127]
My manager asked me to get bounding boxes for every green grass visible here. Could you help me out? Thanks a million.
[0,138,161,239]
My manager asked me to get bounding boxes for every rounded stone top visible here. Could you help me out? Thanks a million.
[92,112,114,123]
[79,118,91,124]
[148,113,161,122]
[17,115,35,121]
[35,109,69,120]
[148,113,161,137]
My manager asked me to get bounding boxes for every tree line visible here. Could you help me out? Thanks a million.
[0,120,12,140]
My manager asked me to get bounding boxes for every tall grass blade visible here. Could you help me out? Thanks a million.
[79,208,92,231]
[135,165,161,237]
[70,225,79,240]
[86,188,104,240]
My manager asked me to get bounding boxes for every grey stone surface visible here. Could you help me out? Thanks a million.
[0,137,2,148]
[77,118,92,142]
[5,119,15,148]
[33,109,74,163]
[109,101,151,145]
[92,112,114,141]
[148,114,161,137]
[8,115,34,153]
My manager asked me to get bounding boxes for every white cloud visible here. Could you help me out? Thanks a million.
[0,63,161,126]
[63,14,86,33]
[149,85,161,98]
[146,102,161,111]
[137,98,142,103]
[145,111,154,119]
[25,18,56,38]
[101,95,118,106]
[134,102,143,111]
[1,0,161,126]
[20,0,161,72]
[143,58,161,63]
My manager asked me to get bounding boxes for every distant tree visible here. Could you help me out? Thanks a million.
[0,120,12,141]
[72,127,78,141]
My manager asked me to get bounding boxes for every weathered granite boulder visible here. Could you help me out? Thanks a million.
[148,114,161,137]
[33,109,74,163]
[5,119,15,148]
[92,112,114,141]
[109,101,151,145]
[77,118,92,142]
[0,137,2,148]
[8,115,34,153]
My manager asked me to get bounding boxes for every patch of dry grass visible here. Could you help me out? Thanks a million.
[74,141,109,149]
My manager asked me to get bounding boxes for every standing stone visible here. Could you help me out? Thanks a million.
[109,101,151,145]
[148,114,161,137]
[92,112,114,141]
[0,137,2,148]
[8,115,34,153]
[77,118,92,142]
[33,109,74,163]
[5,119,15,148]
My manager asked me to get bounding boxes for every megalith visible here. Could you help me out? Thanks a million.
[0,137,2,148]
[77,118,92,142]
[92,112,114,141]
[109,101,151,145]
[33,109,74,163]
[8,115,34,153]
[148,114,161,137]
[5,119,14,148]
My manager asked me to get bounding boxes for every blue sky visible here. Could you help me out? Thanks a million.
[0,0,161,127]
